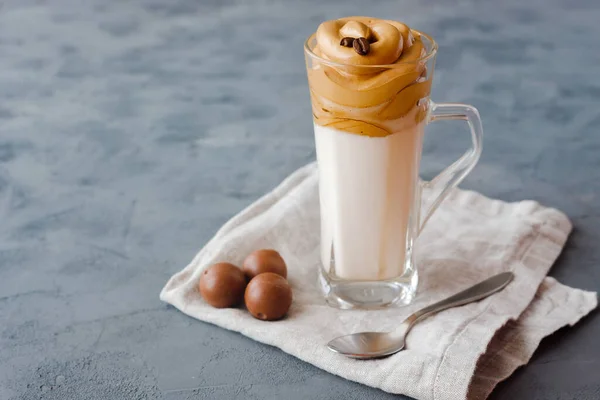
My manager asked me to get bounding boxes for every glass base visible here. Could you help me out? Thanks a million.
[318,267,418,310]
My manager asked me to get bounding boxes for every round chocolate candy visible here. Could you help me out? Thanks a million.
[199,262,246,308]
[242,249,287,280]
[244,272,292,321]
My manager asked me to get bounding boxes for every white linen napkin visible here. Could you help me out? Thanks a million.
[160,163,597,400]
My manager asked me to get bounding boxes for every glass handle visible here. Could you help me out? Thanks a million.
[419,101,483,233]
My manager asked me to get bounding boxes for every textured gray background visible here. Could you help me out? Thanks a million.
[1,0,599,399]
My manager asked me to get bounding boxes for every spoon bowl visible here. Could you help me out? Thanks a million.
[327,331,406,359]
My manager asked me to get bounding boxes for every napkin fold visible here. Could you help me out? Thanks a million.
[160,163,597,400]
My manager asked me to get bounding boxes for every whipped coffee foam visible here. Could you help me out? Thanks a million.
[308,16,431,137]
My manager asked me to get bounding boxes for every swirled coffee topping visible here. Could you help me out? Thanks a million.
[308,17,432,137]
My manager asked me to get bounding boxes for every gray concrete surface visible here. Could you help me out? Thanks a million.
[1,0,599,399]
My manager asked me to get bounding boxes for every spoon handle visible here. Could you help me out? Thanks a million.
[406,272,514,328]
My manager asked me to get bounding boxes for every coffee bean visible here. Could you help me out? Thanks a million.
[340,37,355,47]
[353,37,370,55]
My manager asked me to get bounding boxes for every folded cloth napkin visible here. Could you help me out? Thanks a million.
[160,163,597,400]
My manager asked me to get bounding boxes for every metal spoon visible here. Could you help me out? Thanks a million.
[327,272,514,359]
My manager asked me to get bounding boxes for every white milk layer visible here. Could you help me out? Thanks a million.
[315,122,425,281]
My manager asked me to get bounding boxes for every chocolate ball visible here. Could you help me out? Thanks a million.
[242,249,287,280]
[199,262,246,308]
[244,273,292,321]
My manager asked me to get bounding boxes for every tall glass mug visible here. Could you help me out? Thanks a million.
[304,18,483,309]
